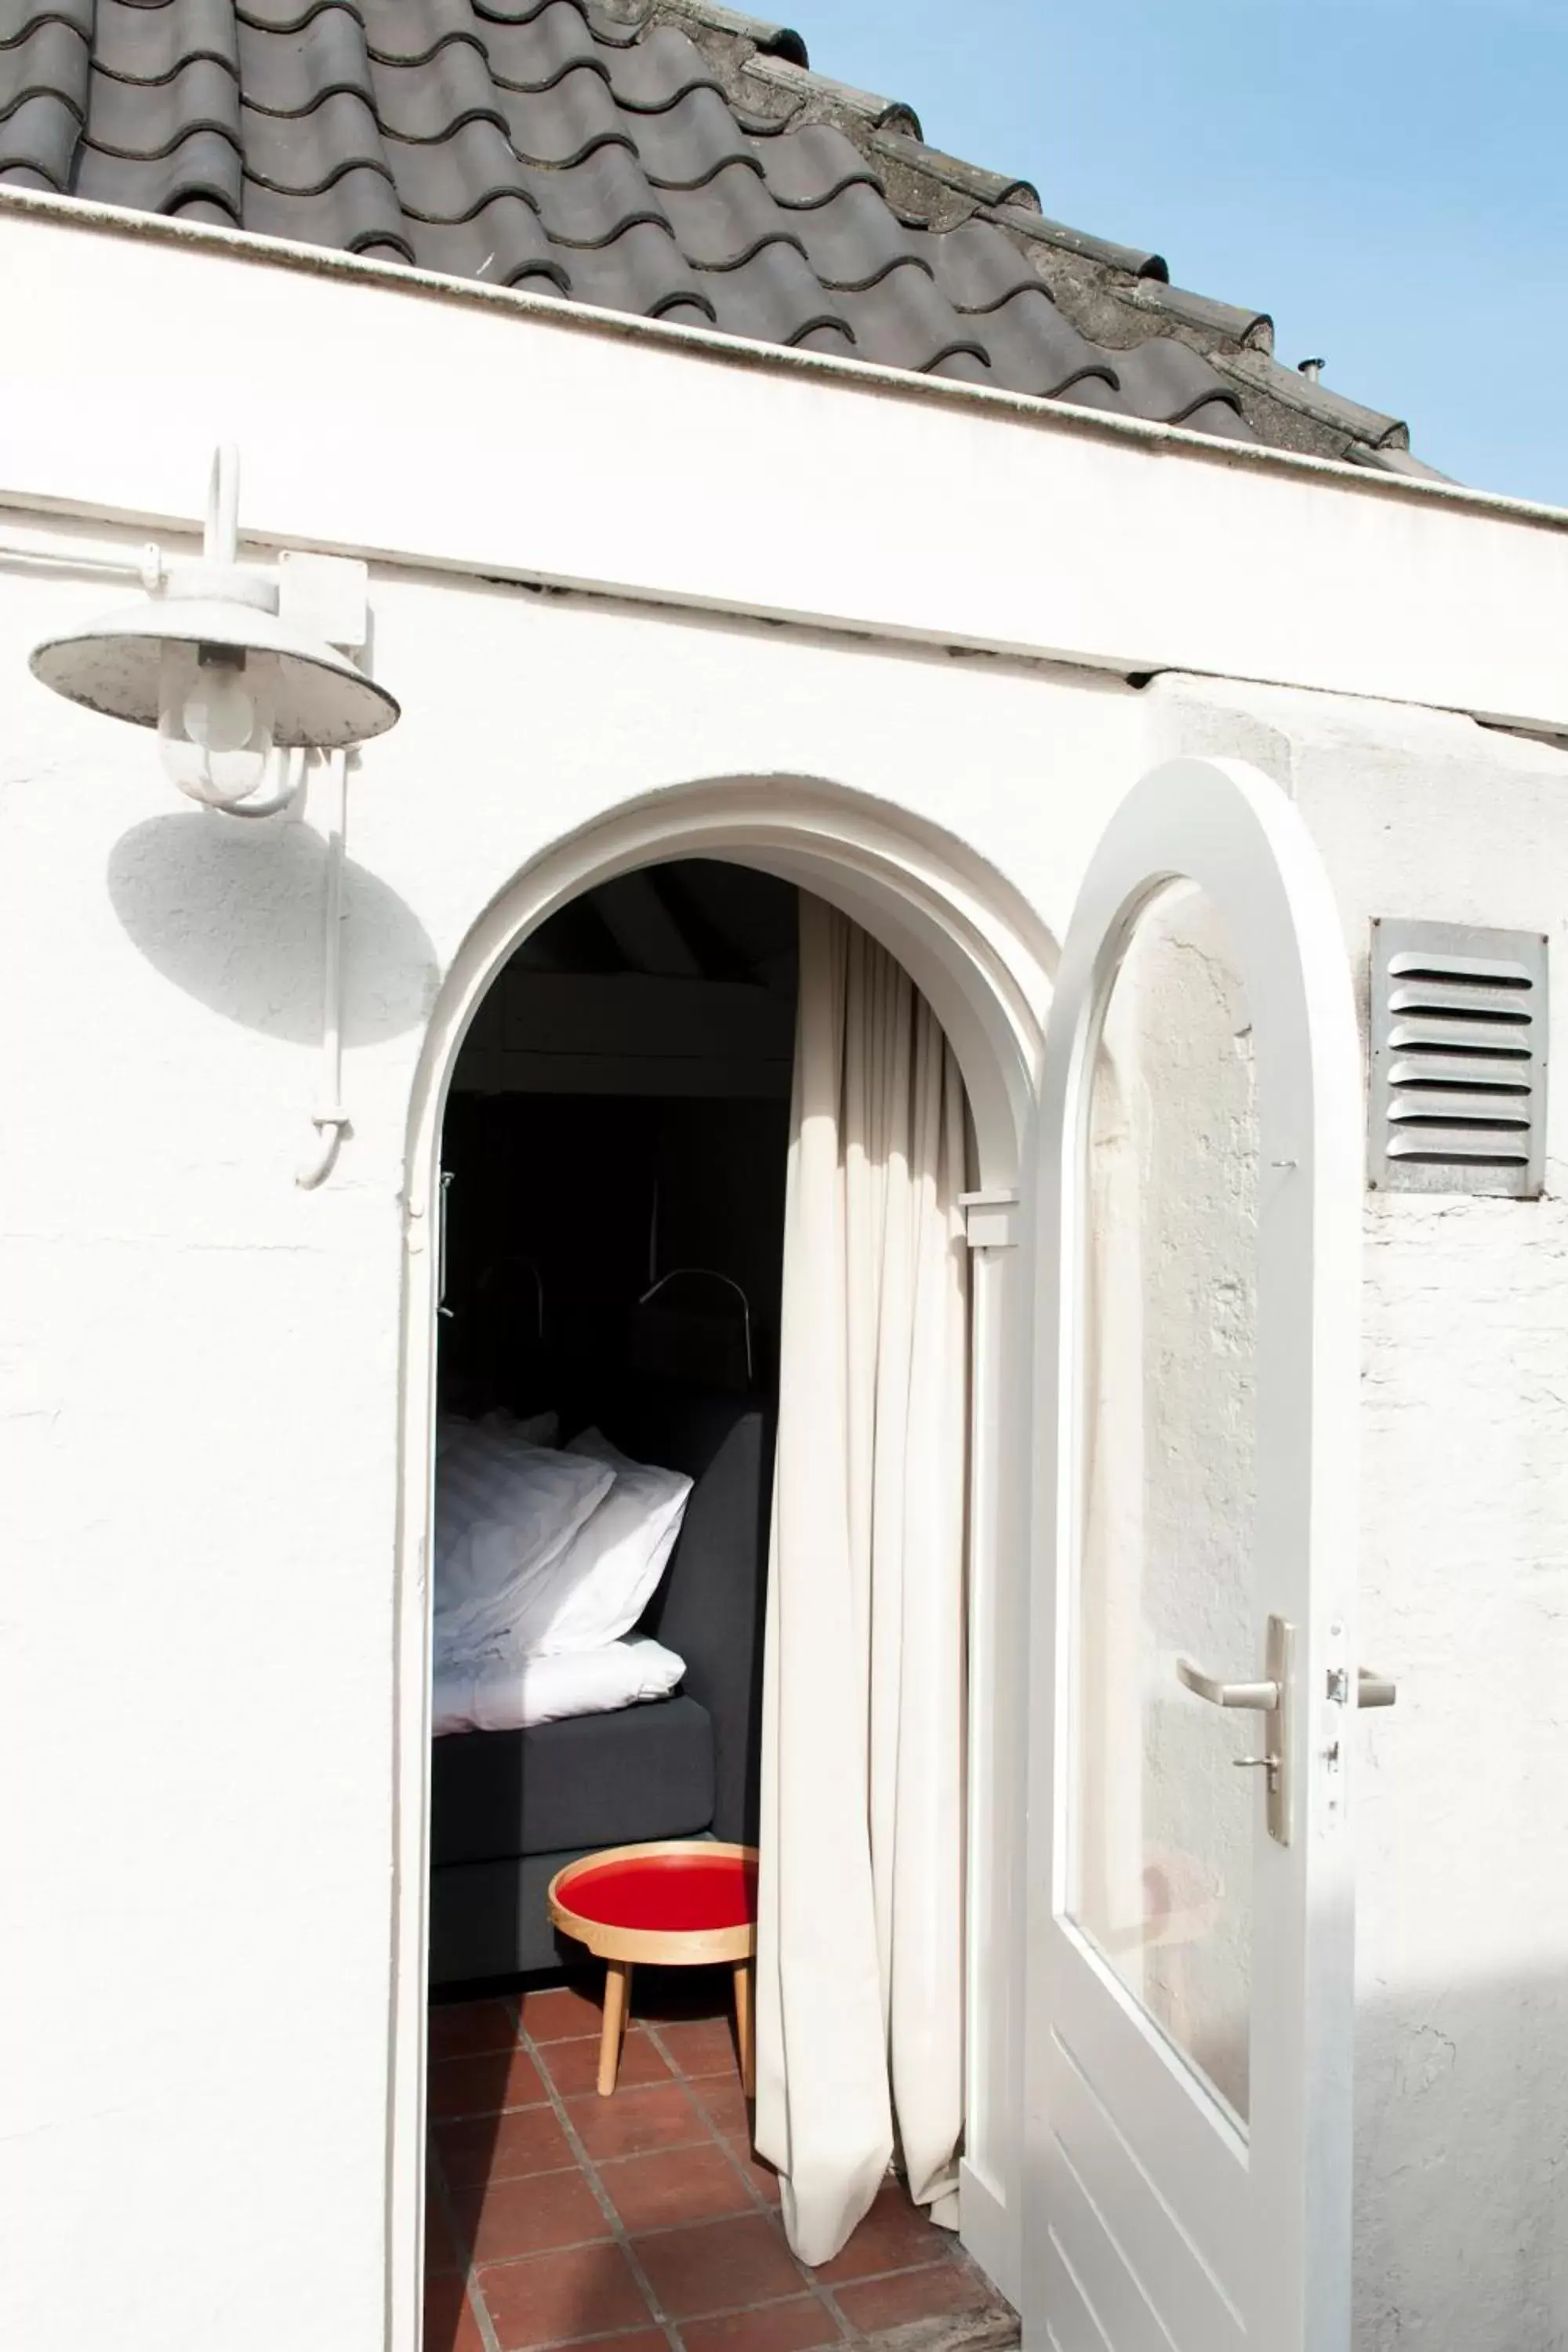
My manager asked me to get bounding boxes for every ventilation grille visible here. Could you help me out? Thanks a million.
[1369,919,1548,1197]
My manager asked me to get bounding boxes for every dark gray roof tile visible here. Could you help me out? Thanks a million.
[370,42,506,142]
[831,261,987,377]
[1120,278,1271,349]
[992,202,1165,281]
[517,136,666,241]
[1111,336,1250,427]
[77,120,242,213]
[97,0,238,82]
[598,20,720,111]
[953,284,1117,401]
[0,0,93,45]
[244,87,387,190]
[659,154,797,269]
[236,0,364,32]
[928,346,993,387]
[356,0,485,69]
[476,0,585,21]
[482,1,602,92]
[793,317,854,354]
[746,118,875,209]
[243,157,409,251]
[865,124,1035,213]
[628,81,753,186]
[697,234,848,346]
[1,19,87,126]
[2,88,81,182]
[17,0,1421,466]
[495,59,628,163]
[409,187,564,282]
[1214,347,1403,445]
[1172,395,1256,445]
[790,178,926,289]
[383,111,524,218]
[926,216,1041,315]
[176,191,237,227]
[561,213,713,314]
[85,56,239,157]
[238,10,372,114]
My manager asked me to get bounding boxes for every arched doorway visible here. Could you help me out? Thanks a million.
[388,778,1055,2350]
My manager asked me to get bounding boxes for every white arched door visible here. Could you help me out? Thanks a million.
[1024,757,1365,2352]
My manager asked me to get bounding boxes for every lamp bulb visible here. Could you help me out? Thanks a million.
[158,642,276,807]
[183,666,258,755]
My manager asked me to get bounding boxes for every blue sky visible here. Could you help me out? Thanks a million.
[800,2,1567,507]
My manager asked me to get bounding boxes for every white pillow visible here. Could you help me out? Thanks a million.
[524,1428,694,1655]
[436,1406,557,1454]
[434,1428,614,1662]
[432,1635,686,1737]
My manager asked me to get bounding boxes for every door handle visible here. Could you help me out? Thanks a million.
[1175,1661,1281,1711]
[1176,1616,1294,1847]
[1357,1668,1396,1708]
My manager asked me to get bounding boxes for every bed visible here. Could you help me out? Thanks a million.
[428,1378,772,1984]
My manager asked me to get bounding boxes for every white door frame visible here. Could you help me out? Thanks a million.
[389,775,1056,2349]
[1024,755,1364,2351]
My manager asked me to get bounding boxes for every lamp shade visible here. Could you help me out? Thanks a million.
[30,570,399,750]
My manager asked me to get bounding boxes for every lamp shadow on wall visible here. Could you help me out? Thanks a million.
[104,809,440,1044]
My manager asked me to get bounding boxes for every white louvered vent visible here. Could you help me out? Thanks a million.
[1369,919,1548,1197]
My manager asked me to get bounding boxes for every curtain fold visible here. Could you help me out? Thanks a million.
[755,894,971,2267]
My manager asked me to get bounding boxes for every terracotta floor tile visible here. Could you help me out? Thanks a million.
[728,2148,783,2208]
[430,1998,518,2060]
[430,2045,549,2120]
[517,1981,608,2043]
[815,2186,953,2284]
[680,2299,841,2352]
[424,2271,488,2352]
[543,2028,673,2099]
[599,2144,753,2234]
[657,2018,742,2081]
[462,2167,612,2265]
[438,2101,574,2187]
[477,2241,652,2350]
[688,2074,753,2142]
[633,2213,804,2320]
[565,2081,713,2163]
[833,2261,995,2334]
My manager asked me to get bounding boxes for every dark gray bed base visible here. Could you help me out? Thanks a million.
[429,1381,771,1984]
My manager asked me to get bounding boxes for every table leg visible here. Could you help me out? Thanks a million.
[733,1959,755,2099]
[598,1959,633,2098]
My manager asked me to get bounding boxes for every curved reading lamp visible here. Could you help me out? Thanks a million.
[22,445,402,1185]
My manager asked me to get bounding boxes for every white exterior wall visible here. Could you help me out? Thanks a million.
[3,196,1568,2352]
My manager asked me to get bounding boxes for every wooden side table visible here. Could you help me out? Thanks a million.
[547,1840,759,2097]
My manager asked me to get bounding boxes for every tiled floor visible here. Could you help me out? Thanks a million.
[426,1969,1015,2352]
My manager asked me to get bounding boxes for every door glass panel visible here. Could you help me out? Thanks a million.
[1068,877,1259,2126]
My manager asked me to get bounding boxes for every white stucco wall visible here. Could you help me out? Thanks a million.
[0,549,1129,2352]
[4,196,1568,2352]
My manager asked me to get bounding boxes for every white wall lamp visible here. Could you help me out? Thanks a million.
[20,443,402,1186]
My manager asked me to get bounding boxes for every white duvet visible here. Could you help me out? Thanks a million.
[433,1634,686,1737]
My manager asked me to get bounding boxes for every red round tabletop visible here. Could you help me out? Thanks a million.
[548,1840,759,1964]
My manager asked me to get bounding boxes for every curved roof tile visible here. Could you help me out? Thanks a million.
[0,0,1431,463]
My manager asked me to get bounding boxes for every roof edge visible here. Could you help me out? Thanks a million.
[3,185,1552,532]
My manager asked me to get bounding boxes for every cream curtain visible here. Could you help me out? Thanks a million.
[754,893,971,2267]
